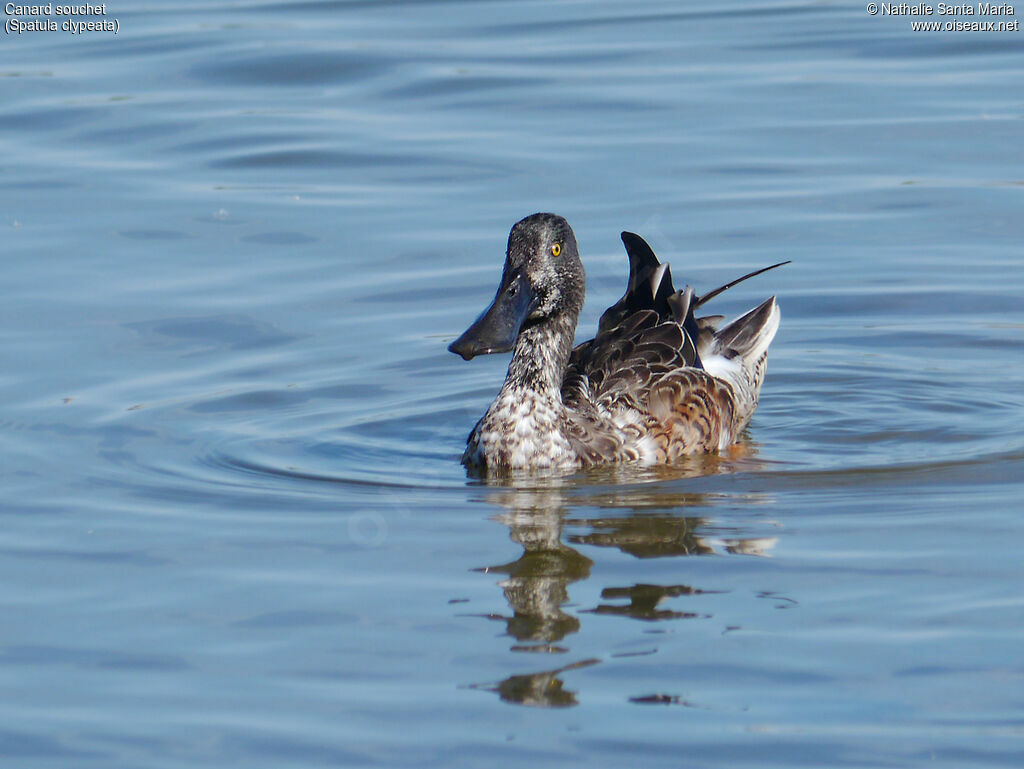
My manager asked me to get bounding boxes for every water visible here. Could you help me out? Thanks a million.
[3,1,1024,766]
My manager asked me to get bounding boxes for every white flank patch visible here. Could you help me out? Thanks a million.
[634,435,661,464]
[701,351,742,382]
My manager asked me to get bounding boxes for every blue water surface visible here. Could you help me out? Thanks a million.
[3,1,1024,767]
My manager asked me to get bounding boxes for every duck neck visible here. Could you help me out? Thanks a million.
[500,313,577,402]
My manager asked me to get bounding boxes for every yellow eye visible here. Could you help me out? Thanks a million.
[551,243,561,257]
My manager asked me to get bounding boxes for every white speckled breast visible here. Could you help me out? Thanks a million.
[465,388,578,469]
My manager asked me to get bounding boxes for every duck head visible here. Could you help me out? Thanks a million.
[449,213,585,361]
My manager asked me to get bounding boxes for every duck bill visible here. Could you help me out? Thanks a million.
[448,271,537,361]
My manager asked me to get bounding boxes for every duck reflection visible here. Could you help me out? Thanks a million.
[469,658,600,708]
[477,491,592,652]
[568,512,713,558]
[588,583,710,622]
[465,451,778,707]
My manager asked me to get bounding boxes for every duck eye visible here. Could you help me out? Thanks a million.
[551,243,562,257]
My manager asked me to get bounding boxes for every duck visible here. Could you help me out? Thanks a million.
[448,213,787,472]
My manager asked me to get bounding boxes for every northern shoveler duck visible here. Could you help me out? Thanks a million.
[449,213,787,472]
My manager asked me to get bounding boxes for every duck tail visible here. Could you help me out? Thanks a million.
[701,296,780,427]
[710,296,779,362]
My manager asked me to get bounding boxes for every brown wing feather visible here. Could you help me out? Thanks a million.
[564,310,696,408]
[562,308,706,464]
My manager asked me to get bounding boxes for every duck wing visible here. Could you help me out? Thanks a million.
[561,308,693,463]
[564,233,698,408]
[562,233,787,463]
[565,311,693,407]
[561,236,699,463]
